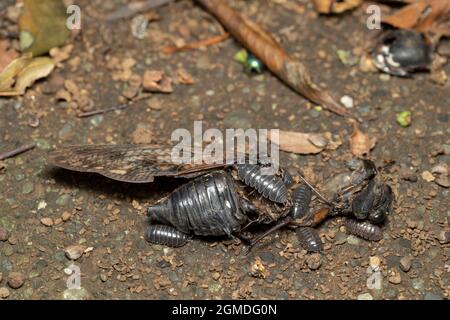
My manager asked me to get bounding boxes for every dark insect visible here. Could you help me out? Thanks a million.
[145,224,191,247]
[237,164,289,204]
[290,184,312,219]
[296,227,323,252]
[48,145,394,251]
[372,30,432,77]
[147,171,247,237]
[345,219,382,241]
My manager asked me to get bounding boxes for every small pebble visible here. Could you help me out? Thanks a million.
[7,272,25,289]
[61,212,72,222]
[388,269,401,284]
[340,95,354,109]
[423,292,444,300]
[40,218,54,227]
[399,256,412,272]
[0,287,10,299]
[357,293,373,300]
[65,245,85,260]
[212,272,221,281]
[370,256,381,268]
[0,226,9,241]
[306,253,322,270]
[346,235,360,245]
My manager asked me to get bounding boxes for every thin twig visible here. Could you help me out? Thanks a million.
[163,32,230,54]
[77,104,129,118]
[0,143,36,160]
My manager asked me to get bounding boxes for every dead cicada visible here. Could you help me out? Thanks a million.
[48,145,394,252]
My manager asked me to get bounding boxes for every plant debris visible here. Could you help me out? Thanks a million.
[272,130,328,154]
[196,0,349,116]
[19,0,70,56]
[312,0,362,14]
[349,121,376,157]
[142,70,173,93]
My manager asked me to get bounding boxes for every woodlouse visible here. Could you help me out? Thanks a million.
[236,164,288,204]
[345,219,383,241]
[296,227,322,252]
[145,224,190,247]
[290,184,312,219]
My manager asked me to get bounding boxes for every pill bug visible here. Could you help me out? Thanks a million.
[345,219,383,241]
[147,171,248,237]
[290,184,312,219]
[296,227,323,252]
[236,164,289,204]
[145,224,190,247]
[281,169,294,188]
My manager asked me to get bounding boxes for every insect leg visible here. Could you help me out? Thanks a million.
[244,216,293,254]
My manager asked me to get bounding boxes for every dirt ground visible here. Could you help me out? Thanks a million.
[0,0,449,300]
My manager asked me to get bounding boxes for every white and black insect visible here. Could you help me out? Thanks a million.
[48,145,394,252]
[372,29,432,77]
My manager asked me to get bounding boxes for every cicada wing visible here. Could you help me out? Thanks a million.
[48,144,227,183]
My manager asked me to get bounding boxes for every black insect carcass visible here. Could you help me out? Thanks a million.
[48,145,394,252]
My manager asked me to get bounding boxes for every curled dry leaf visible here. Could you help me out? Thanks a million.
[0,54,55,96]
[142,70,173,93]
[349,121,376,157]
[382,0,450,36]
[272,130,328,154]
[312,0,362,14]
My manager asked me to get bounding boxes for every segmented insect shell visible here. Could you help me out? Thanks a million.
[145,225,190,247]
[345,219,382,241]
[296,227,322,252]
[290,184,312,219]
[147,171,247,237]
[282,170,294,188]
[236,164,288,204]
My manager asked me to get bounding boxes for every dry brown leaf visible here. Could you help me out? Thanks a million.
[14,57,55,94]
[273,130,328,154]
[142,70,173,93]
[0,54,33,92]
[350,122,376,157]
[0,55,55,96]
[382,0,450,35]
[177,68,195,85]
[313,0,362,14]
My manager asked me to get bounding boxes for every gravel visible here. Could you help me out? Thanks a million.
[7,272,25,289]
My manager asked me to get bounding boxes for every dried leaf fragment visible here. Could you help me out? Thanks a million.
[142,70,173,93]
[312,0,362,14]
[349,122,376,157]
[273,130,328,154]
[0,54,55,96]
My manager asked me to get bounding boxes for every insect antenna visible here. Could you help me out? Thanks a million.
[297,173,332,206]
